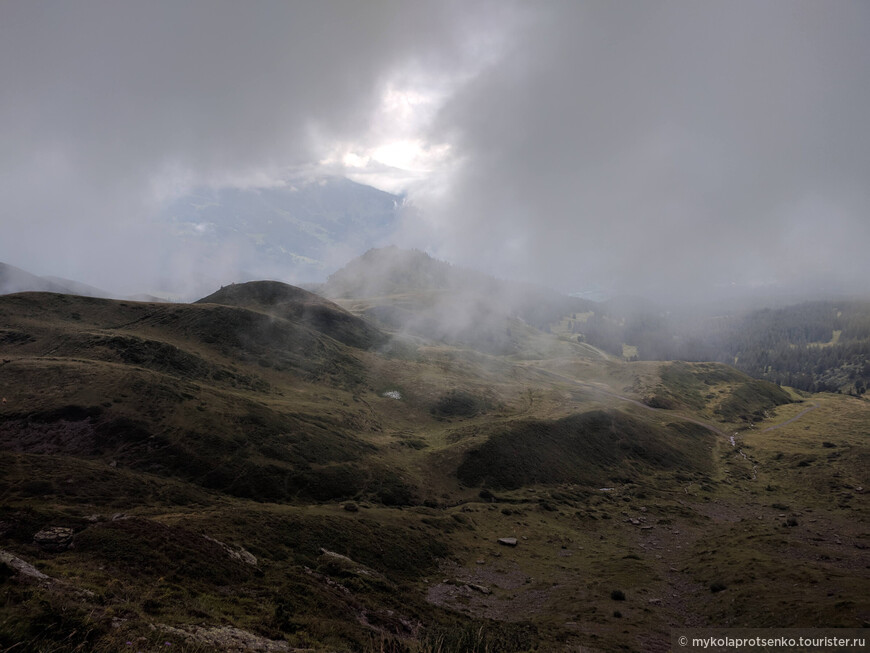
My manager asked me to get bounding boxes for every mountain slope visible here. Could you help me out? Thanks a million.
[0,278,867,652]
[320,247,599,356]
[0,262,85,296]
[1,262,117,299]
[162,175,401,280]
[197,280,387,351]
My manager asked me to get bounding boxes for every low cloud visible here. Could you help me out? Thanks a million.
[402,1,870,301]
[2,2,868,302]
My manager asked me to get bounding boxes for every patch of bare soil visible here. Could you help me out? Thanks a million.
[426,558,559,622]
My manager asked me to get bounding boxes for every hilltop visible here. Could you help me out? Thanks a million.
[320,247,598,356]
[197,280,388,351]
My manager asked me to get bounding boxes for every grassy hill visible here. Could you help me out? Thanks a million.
[0,281,867,652]
[320,247,599,358]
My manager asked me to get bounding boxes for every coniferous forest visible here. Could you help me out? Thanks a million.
[578,300,870,395]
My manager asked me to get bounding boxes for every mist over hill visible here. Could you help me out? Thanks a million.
[3,3,870,649]
[0,262,109,297]
[1,259,868,651]
[573,296,870,396]
[319,246,598,355]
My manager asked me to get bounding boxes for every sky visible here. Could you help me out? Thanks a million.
[1,1,869,301]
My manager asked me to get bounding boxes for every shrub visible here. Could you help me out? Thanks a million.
[430,390,488,418]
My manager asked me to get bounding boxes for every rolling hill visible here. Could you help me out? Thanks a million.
[0,274,867,652]
[319,246,599,357]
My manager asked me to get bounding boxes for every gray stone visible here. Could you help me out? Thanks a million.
[0,549,49,580]
[33,527,74,552]
[203,535,258,567]
[498,537,518,547]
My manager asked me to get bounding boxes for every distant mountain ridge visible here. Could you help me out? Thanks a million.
[0,262,110,297]
[162,175,401,281]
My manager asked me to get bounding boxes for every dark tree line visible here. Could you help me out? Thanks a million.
[578,300,870,394]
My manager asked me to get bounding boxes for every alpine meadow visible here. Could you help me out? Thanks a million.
[1,2,868,652]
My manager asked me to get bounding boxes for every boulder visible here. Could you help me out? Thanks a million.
[203,535,258,567]
[33,527,74,552]
[0,549,49,580]
[497,537,518,547]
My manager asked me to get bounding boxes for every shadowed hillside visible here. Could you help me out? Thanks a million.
[198,280,387,351]
[0,281,867,653]
[457,410,715,490]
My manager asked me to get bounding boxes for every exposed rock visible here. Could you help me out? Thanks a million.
[0,548,93,597]
[33,526,74,552]
[203,535,258,567]
[0,549,49,580]
[498,537,518,547]
[466,582,492,595]
[158,624,295,652]
[318,548,388,582]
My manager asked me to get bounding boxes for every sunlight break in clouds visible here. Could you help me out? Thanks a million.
[322,81,457,195]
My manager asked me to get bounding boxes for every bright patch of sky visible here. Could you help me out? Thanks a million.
[320,80,455,195]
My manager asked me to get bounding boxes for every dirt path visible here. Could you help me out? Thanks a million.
[760,401,818,432]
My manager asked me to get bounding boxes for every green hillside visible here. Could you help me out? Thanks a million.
[0,281,867,652]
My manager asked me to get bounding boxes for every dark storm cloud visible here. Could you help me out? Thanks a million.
[410,1,870,300]
[0,0,485,293]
